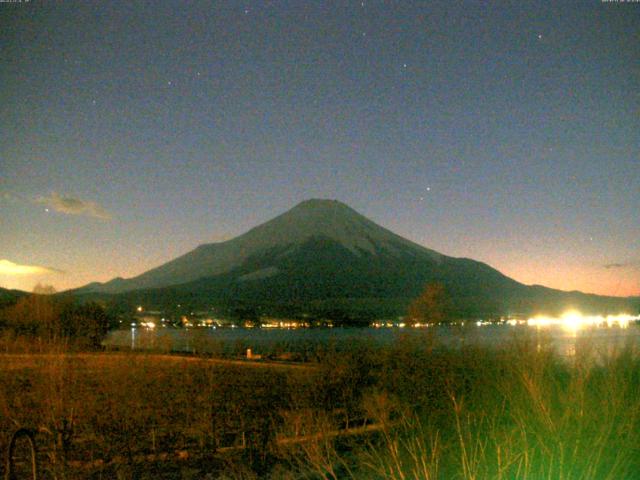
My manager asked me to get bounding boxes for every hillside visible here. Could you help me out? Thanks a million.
[0,287,28,307]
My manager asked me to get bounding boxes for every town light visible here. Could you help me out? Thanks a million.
[526,311,638,331]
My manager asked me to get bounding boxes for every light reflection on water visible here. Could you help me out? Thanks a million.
[105,322,640,359]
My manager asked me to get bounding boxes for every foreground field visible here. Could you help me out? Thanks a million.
[1,335,639,479]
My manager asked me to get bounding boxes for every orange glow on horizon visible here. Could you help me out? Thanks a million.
[500,262,639,298]
[1,256,638,298]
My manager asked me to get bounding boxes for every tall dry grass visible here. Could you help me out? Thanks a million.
[312,336,640,480]
[0,332,639,478]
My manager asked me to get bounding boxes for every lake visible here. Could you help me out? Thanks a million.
[105,316,640,360]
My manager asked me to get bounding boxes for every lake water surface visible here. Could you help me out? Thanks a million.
[105,320,640,359]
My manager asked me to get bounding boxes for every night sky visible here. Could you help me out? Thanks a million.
[1,1,638,296]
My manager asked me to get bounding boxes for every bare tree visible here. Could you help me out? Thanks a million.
[407,283,449,325]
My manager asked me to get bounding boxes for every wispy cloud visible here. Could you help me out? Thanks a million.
[0,191,27,203]
[36,192,111,219]
[0,259,64,276]
[209,233,233,243]
[604,261,640,270]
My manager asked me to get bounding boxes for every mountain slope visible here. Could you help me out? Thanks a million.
[78,199,445,294]
[74,199,639,319]
[167,235,527,317]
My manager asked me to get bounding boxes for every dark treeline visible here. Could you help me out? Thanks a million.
[73,279,640,327]
[0,294,115,349]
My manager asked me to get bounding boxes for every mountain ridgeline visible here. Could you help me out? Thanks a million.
[73,199,639,321]
[0,287,28,308]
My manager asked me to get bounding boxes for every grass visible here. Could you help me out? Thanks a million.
[0,350,309,478]
[0,331,639,478]
[337,336,640,480]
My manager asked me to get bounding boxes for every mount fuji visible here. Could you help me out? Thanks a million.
[73,199,638,320]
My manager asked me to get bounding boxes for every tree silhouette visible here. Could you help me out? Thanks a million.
[407,282,449,324]
[3,294,61,338]
[1,295,112,347]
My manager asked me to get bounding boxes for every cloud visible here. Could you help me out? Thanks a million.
[209,233,233,243]
[0,191,27,202]
[0,259,64,276]
[604,261,640,270]
[36,192,111,219]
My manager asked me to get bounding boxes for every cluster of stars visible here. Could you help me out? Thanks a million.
[418,187,432,202]
[163,71,203,89]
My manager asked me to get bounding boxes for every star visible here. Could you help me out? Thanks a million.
[538,34,543,40]
[167,81,172,86]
